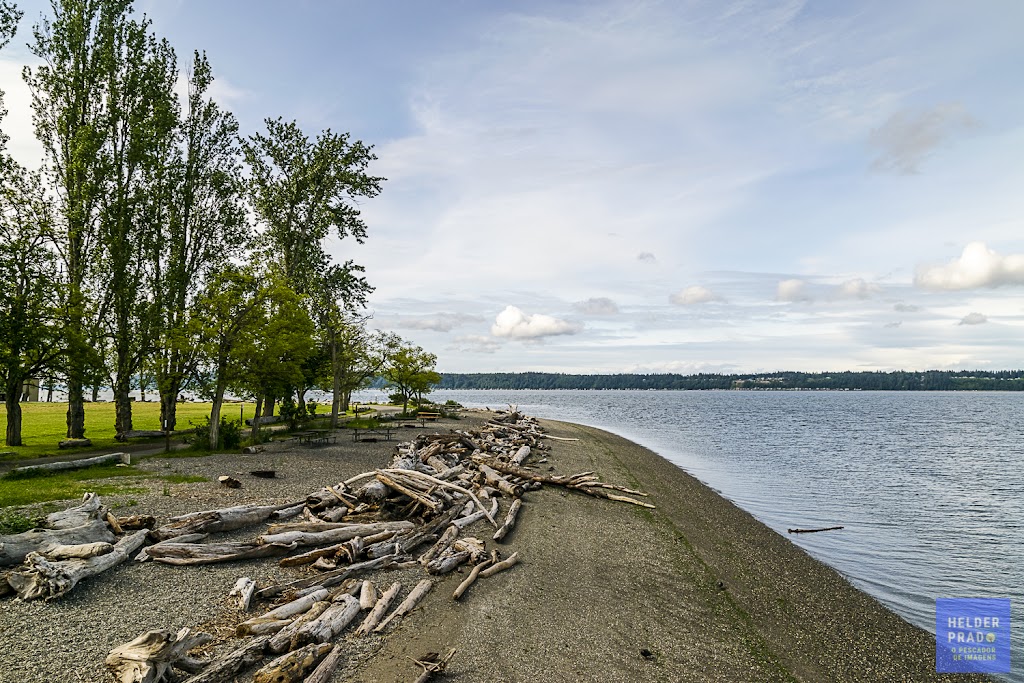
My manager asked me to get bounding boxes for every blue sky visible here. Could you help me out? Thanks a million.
[3,0,1024,374]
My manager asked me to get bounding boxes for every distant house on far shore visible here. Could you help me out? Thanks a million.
[0,379,40,402]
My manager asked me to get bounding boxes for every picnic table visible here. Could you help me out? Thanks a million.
[350,425,395,442]
[295,430,337,447]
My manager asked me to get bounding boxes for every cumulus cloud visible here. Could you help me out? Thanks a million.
[915,242,1024,290]
[893,303,920,313]
[447,335,501,353]
[776,279,812,302]
[669,285,722,305]
[958,312,988,326]
[836,278,881,299]
[637,252,657,264]
[390,312,484,332]
[491,306,583,340]
[574,297,620,315]
[868,102,976,174]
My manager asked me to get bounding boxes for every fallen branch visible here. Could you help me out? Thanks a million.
[787,526,844,534]
[374,579,432,633]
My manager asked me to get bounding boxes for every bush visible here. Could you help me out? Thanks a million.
[188,416,242,451]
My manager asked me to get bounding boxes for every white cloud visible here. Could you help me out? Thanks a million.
[884,321,902,329]
[574,297,619,315]
[669,285,722,305]
[776,279,812,302]
[836,278,881,299]
[637,252,657,264]
[447,335,501,354]
[958,312,988,326]
[915,242,1024,290]
[894,303,920,312]
[389,312,483,332]
[868,102,976,174]
[491,306,582,340]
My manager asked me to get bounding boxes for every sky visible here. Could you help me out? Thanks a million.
[2,0,1024,375]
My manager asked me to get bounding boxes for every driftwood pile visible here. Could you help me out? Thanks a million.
[1,409,653,682]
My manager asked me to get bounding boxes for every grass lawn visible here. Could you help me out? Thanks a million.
[0,401,261,460]
[0,463,208,530]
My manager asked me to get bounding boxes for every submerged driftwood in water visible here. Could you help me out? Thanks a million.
[787,526,844,534]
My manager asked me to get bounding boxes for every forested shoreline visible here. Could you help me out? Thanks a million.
[439,370,1024,391]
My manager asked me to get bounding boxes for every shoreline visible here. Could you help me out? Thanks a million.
[0,412,996,682]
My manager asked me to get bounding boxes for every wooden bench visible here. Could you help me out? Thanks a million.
[417,412,441,423]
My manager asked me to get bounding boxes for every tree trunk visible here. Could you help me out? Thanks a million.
[209,375,226,451]
[66,374,86,439]
[341,390,351,414]
[263,395,275,419]
[250,395,264,445]
[5,386,22,446]
[113,370,134,438]
[159,384,178,434]
[331,337,342,429]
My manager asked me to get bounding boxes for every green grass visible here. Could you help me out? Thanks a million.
[0,463,208,508]
[0,401,263,460]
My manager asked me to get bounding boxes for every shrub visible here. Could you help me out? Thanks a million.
[188,416,243,451]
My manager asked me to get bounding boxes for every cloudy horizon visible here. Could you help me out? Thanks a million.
[2,1,1023,374]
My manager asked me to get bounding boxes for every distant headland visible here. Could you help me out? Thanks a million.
[438,370,1024,391]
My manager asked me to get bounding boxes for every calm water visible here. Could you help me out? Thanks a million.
[357,389,1023,680]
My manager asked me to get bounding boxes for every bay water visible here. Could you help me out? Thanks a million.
[356,388,1022,680]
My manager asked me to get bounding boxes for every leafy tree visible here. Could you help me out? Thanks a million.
[24,0,133,438]
[190,265,266,450]
[0,160,62,446]
[384,344,440,415]
[241,117,383,297]
[150,51,247,433]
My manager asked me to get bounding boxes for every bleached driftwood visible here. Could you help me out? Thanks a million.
[40,541,114,560]
[256,553,405,600]
[150,503,295,542]
[477,464,524,498]
[259,521,413,547]
[425,550,470,575]
[252,643,332,683]
[302,643,345,683]
[358,580,376,610]
[238,589,330,636]
[492,499,522,542]
[453,559,493,600]
[9,529,148,601]
[290,594,360,648]
[453,497,499,530]
[180,635,270,683]
[9,452,128,475]
[265,602,331,653]
[373,579,432,633]
[45,493,105,529]
[135,534,207,562]
[0,519,116,567]
[479,552,519,578]
[146,541,296,566]
[510,445,531,465]
[412,648,457,683]
[105,627,212,683]
[355,581,402,636]
[229,577,256,611]
[418,525,458,567]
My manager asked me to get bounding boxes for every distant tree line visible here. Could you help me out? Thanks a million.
[0,0,437,448]
[439,370,1024,392]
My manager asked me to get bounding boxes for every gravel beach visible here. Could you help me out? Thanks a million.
[0,411,992,682]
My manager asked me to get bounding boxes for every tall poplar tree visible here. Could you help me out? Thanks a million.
[24,0,130,438]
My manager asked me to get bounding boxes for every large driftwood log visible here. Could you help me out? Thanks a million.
[492,499,522,542]
[146,541,296,566]
[151,503,295,542]
[355,581,401,636]
[479,552,519,578]
[11,453,128,476]
[253,643,332,683]
[477,464,524,498]
[0,518,116,567]
[426,551,470,575]
[45,493,105,529]
[373,579,433,633]
[266,602,331,652]
[180,635,270,683]
[453,497,499,530]
[136,533,208,562]
[358,580,376,610]
[290,594,361,649]
[510,445,531,465]
[105,627,212,683]
[40,541,114,560]
[418,525,458,567]
[9,529,147,601]
[259,521,412,547]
